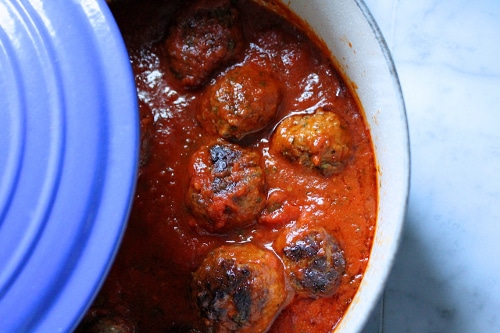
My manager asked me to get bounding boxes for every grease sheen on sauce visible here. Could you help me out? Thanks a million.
[82,0,378,332]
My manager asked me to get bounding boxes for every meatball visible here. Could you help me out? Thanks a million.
[164,0,243,89]
[199,63,282,140]
[192,243,291,333]
[76,315,135,333]
[274,226,345,298]
[187,140,266,233]
[271,108,351,176]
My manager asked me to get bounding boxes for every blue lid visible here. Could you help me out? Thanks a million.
[0,0,138,331]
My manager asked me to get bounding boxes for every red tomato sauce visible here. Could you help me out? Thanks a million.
[78,0,377,332]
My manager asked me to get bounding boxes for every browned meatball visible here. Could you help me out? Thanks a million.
[271,108,351,176]
[199,63,282,140]
[274,226,345,299]
[192,243,291,333]
[187,139,266,233]
[164,0,243,89]
[76,315,135,333]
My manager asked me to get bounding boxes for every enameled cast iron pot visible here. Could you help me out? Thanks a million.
[267,1,410,331]
[0,0,408,331]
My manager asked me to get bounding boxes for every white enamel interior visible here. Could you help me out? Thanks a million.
[263,0,410,332]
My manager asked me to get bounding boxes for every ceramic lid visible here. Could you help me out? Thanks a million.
[0,0,138,331]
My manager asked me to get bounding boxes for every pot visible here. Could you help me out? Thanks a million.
[258,0,410,331]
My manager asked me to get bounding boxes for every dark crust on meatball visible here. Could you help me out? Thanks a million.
[196,259,253,325]
[164,0,243,89]
[276,226,345,298]
[272,108,351,176]
[187,140,266,233]
[191,244,290,333]
[199,63,282,140]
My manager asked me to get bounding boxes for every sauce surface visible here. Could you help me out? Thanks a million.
[79,0,377,332]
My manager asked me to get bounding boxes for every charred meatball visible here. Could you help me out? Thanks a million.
[164,0,243,89]
[271,108,351,176]
[192,243,290,333]
[199,63,282,140]
[274,226,345,298]
[187,140,266,233]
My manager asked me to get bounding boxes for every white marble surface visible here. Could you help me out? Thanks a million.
[361,0,500,332]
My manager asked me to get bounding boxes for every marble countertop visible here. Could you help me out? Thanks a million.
[361,0,500,332]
